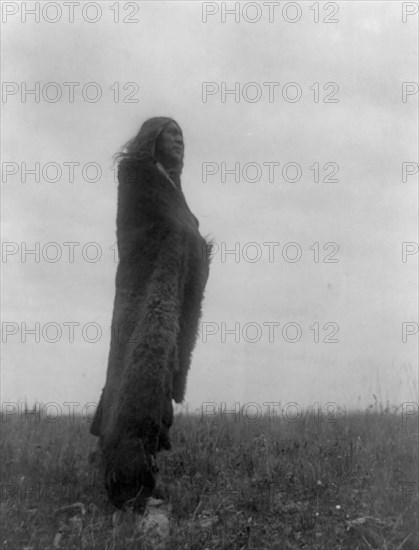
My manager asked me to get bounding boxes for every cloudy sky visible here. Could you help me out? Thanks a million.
[2,1,418,416]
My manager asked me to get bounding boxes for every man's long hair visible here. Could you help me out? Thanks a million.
[114,116,183,169]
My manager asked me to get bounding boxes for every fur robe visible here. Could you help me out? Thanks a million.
[91,151,210,464]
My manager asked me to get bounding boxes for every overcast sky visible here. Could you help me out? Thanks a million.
[2,1,418,417]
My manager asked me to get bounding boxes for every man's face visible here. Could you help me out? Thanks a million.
[156,122,184,167]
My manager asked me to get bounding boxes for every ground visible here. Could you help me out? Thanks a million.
[1,404,418,549]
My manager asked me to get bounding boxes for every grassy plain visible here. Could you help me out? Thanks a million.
[1,405,418,549]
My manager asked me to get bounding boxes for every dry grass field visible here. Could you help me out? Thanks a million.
[1,404,418,549]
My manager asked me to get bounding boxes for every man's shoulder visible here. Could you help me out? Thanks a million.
[118,153,157,184]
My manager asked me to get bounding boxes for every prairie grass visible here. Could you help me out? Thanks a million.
[1,406,417,549]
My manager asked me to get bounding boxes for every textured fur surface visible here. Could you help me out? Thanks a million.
[90,149,210,508]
